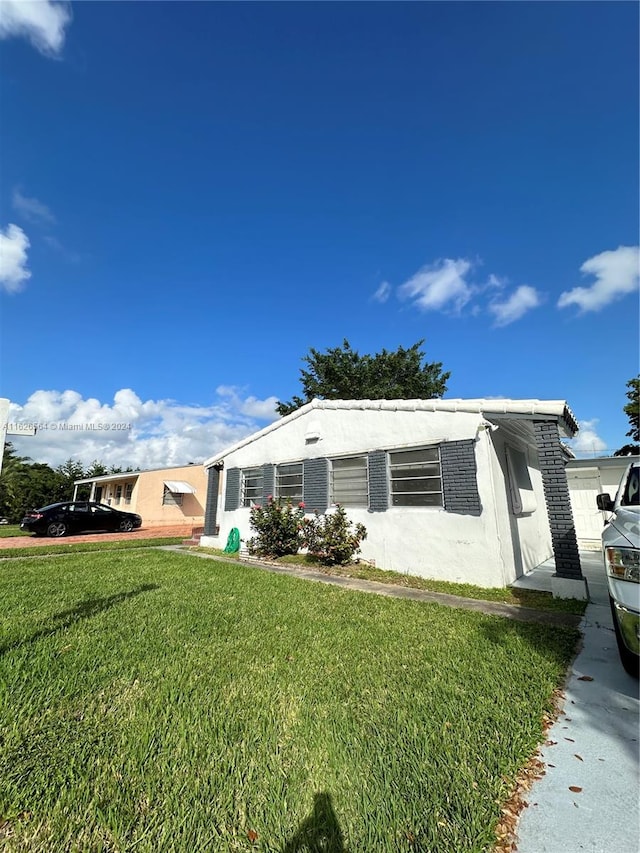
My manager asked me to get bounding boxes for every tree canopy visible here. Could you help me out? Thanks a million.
[276,339,450,417]
[615,375,640,457]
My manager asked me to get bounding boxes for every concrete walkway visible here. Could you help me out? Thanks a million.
[514,552,639,853]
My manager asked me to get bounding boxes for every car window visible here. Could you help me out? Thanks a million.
[69,503,89,513]
[91,505,113,514]
[621,467,640,507]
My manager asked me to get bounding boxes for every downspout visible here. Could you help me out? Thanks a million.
[478,422,509,587]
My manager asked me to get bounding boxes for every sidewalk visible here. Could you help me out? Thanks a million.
[514,552,639,853]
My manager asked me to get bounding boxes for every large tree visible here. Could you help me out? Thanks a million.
[615,375,640,456]
[276,339,450,417]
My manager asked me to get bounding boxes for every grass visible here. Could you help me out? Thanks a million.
[0,525,30,539]
[197,548,587,616]
[0,538,185,559]
[0,549,579,852]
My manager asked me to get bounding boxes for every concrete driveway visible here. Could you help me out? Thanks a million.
[514,551,639,852]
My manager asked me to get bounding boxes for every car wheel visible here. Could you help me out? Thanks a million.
[46,522,67,538]
[119,519,134,532]
[609,596,640,679]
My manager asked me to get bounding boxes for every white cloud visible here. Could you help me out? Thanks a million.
[558,245,640,313]
[372,281,391,304]
[0,0,71,56]
[7,387,281,469]
[398,258,474,313]
[12,188,56,225]
[570,419,608,457]
[0,223,31,293]
[488,285,542,327]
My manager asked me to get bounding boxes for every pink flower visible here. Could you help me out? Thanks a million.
[299,502,305,509]
[267,495,273,501]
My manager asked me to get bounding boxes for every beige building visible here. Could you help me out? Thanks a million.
[73,463,207,528]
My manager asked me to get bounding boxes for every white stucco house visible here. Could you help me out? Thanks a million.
[201,398,586,597]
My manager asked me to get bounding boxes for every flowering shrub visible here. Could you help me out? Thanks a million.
[302,505,367,566]
[246,497,306,558]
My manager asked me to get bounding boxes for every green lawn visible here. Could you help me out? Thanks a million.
[0,525,30,538]
[0,550,578,852]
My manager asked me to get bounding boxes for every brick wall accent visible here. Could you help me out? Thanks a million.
[440,439,482,515]
[203,466,220,535]
[368,450,389,512]
[533,420,583,579]
[224,468,241,512]
[303,457,329,513]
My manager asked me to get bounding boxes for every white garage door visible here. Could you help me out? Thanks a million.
[568,472,607,546]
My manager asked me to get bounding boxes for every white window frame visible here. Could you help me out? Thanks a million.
[241,467,264,507]
[389,446,443,508]
[330,455,368,507]
[124,483,133,505]
[276,462,303,503]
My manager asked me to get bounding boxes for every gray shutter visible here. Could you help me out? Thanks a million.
[204,466,221,535]
[368,450,388,512]
[440,440,481,515]
[303,458,329,514]
[262,464,275,505]
[224,468,241,511]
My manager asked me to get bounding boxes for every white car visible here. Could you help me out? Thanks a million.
[596,461,640,677]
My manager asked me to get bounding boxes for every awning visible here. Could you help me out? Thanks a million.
[164,480,196,494]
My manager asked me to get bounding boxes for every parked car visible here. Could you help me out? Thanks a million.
[20,501,142,538]
[596,461,640,677]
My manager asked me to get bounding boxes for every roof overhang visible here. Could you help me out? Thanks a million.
[203,397,579,467]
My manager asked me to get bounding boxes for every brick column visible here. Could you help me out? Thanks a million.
[533,421,583,580]
[203,464,221,536]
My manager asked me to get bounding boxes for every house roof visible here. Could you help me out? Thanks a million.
[203,397,579,468]
[74,462,203,486]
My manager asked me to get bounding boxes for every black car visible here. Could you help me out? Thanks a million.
[20,501,143,537]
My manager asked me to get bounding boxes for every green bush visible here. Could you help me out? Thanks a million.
[246,497,306,558]
[302,505,367,566]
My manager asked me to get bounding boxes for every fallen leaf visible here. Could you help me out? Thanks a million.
[569,786,583,793]
[547,763,556,768]
[247,829,258,843]
[574,754,583,761]
[564,738,575,743]
[577,675,594,681]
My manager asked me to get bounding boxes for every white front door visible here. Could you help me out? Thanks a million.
[569,473,606,545]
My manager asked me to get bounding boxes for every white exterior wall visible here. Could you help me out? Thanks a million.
[486,429,553,583]
[201,407,556,588]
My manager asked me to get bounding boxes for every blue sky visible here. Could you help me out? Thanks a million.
[1,1,638,468]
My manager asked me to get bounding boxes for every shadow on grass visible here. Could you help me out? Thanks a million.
[282,792,345,853]
[0,584,160,656]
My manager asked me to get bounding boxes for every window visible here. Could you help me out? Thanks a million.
[114,484,122,505]
[242,467,263,507]
[276,462,303,503]
[124,483,133,505]
[506,446,536,515]
[389,447,442,507]
[163,486,183,506]
[331,456,368,506]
